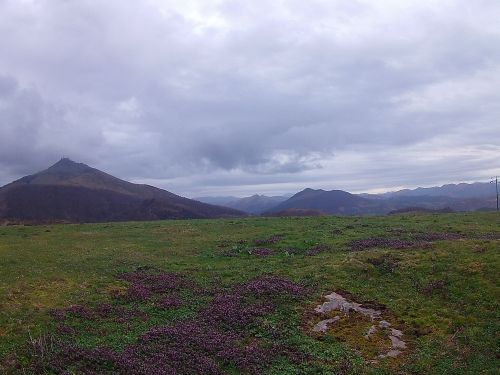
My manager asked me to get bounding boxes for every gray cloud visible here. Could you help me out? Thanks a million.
[0,0,499,196]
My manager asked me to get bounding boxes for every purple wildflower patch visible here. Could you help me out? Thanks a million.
[248,247,275,256]
[56,324,76,336]
[305,244,330,256]
[124,283,153,301]
[253,234,284,246]
[116,268,197,305]
[65,305,95,320]
[349,237,432,251]
[412,232,463,241]
[49,309,67,321]
[237,275,307,297]
[158,295,183,309]
[478,232,500,240]
[32,271,311,374]
[118,269,193,293]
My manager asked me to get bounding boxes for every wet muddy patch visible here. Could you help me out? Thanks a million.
[307,290,409,362]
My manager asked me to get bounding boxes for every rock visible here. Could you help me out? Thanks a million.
[379,320,391,329]
[311,291,408,360]
[389,335,406,349]
[315,292,381,320]
[379,350,402,358]
[364,325,377,339]
[390,328,403,337]
[313,317,341,333]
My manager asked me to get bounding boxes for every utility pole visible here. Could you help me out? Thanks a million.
[491,176,499,211]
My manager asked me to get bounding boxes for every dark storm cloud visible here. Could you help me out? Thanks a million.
[0,73,103,180]
[0,0,499,195]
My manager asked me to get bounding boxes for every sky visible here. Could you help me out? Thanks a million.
[0,0,499,197]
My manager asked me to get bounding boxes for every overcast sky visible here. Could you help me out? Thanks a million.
[0,0,499,197]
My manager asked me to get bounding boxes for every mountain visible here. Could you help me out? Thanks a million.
[264,185,496,216]
[0,159,244,223]
[196,194,290,214]
[194,196,239,206]
[378,182,495,199]
[358,182,496,213]
[225,194,289,214]
[194,182,497,216]
[265,188,387,215]
[266,208,328,217]
[381,195,494,212]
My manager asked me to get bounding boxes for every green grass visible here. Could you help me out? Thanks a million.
[0,212,499,373]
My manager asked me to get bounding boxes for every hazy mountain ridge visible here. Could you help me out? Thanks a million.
[194,196,238,206]
[225,194,289,214]
[263,183,496,216]
[372,182,495,199]
[197,194,290,214]
[0,159,244,223]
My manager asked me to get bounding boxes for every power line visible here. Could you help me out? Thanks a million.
[491,176,499,211]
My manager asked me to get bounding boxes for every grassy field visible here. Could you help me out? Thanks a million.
[0,213,498,374]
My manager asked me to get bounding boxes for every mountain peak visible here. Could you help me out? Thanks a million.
[10,158,98,187]
[52,157,77,166]
[1,159,245,222]
[47,158,91,172]
[295,188,325,197]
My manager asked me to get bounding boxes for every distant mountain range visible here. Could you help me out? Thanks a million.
[196,194,290,215]
[269,186,495,215]
[0,159,244,223]
[266,208,328,217]
[1,160,496,223]
[201,183,497,216]
[361,182,495,200]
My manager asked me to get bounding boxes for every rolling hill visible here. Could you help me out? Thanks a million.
[0,158,244,223]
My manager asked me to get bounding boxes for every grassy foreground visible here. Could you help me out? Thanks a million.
[0,213,498,374]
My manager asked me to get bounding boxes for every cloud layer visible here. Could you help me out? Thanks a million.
[1,0,499,196]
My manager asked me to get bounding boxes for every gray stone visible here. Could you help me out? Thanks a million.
[364,325,377,339]
[313,316,341,333]
[390,328,403,337]
[379,349,402,358]
[389,335,406,349]
[379,320,391,329]
[315,292,382,320]
[312,291,407,359]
